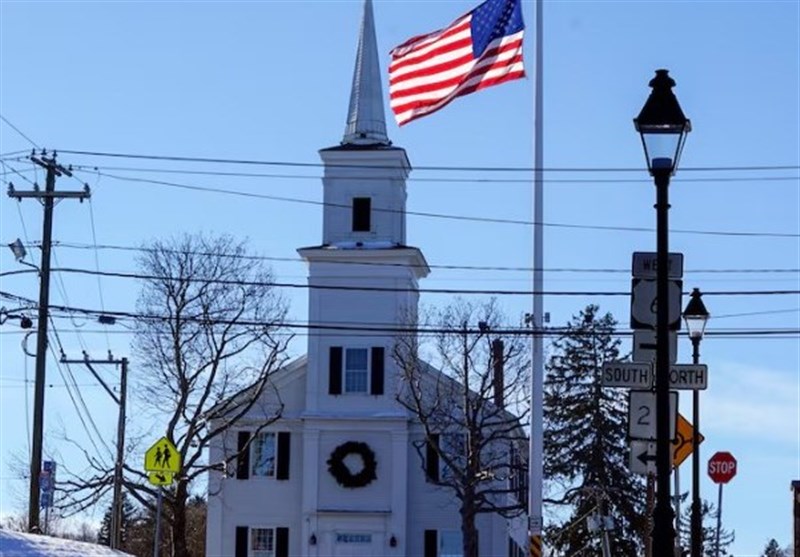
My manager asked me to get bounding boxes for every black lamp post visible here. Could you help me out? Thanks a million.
[634,69,691,556]
[683,288,710,557]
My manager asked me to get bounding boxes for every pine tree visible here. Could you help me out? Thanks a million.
[762,538,787,557]
[543,305,647,555]
[677,499,735,556]
[97,492,137,547]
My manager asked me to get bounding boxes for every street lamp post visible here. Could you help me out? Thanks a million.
[634,69,691,556]
[683,288,710,557]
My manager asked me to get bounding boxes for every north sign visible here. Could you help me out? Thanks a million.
[630,278,683,330]
[602,362,652,388]
[632,252,684,279]
[668,364,708,390]
[708,451,737,484]
[628,390,678,441]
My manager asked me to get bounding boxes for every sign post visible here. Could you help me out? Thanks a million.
[145,437,180,557]
[708,452,737,557]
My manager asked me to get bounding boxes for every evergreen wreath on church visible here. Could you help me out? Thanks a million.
[327,441,377,488]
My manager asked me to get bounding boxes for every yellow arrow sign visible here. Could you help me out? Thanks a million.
[148,471,174,486]
[672,413,704,468]
[144,437,181,474]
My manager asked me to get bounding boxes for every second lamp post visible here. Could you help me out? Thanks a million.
[683,288,710,557]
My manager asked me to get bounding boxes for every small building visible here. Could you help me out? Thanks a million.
[205,2,528,556]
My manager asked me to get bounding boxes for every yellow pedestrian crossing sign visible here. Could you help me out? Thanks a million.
[148,471,174,486]
[145,437,181,474]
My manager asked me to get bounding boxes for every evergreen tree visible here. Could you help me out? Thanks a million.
[677,499,735,556]
[762,538,787,557]
[543,305,647,555]
[97,492,137,547]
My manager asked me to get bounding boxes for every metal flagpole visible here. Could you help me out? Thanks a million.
[529,0,545,554]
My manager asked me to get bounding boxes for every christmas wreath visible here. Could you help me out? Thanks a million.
[327,441,377,488]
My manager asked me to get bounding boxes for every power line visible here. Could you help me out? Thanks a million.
[1,290,797,338]
[75,170,800,239]
[48,162,798,186]
[42,240,800,275]
[27,267,800,297]
[55,148,800,173]
[0,115,40,149]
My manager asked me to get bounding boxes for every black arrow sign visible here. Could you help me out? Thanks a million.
[636,449,657,467]
[156,473,166,483]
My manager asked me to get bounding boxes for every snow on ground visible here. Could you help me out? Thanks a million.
[0,529,133,556]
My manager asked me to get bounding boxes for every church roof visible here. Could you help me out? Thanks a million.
[341,0,391,147]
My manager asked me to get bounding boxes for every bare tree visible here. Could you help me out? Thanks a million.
[393,298,530,557]
[57,233,291,557]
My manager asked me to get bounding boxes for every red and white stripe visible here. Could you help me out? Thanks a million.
[389,14,524,126]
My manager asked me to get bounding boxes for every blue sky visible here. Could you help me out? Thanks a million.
[1,1,798,554]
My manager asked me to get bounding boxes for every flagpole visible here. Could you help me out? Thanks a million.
[529,0,545,554]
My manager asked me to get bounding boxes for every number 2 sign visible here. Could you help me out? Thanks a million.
[628,390,679,441]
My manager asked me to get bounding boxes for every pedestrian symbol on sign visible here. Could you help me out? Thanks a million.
[144,437,181,475]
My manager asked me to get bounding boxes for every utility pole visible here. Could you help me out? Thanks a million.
[7,151,90,533]
[61,352,128,549]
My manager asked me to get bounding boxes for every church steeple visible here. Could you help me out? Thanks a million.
[342,0,390,146]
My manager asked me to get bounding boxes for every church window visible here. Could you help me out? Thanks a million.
[329,346,385,395]
[345,348,369,392]
[425,433,467,483]
[236,526,289,557]
[251,527,275,557]
[424,530,464,557]
[352,197,371,231]
[251,433,276,477]
[236,431,291,480]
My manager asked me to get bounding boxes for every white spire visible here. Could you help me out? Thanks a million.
[342,0,390,146]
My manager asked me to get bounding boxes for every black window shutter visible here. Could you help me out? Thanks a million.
[276,432,290,480]
[426,434,440,483]
[370,347,384,395]
[424,529,438,557]
[276,527,289,557]
[329,346,343,395]
[236,431,251,480]
[235,526,248,557]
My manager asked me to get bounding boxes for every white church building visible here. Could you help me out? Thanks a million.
[205,2,528,556]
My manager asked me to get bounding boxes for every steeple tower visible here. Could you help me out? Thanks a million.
[342,0,390,146]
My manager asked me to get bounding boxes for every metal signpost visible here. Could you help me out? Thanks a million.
[708,452,737,557]
[144,437,181,557]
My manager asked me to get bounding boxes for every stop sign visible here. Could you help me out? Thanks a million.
[708,451,737,484]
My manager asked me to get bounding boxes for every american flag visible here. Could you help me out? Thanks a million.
[389,0,525,126]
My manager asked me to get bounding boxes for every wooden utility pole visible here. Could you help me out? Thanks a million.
[61,352,128,549]
[7,151,90,533]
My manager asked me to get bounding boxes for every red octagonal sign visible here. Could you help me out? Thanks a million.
[708,451,737,484]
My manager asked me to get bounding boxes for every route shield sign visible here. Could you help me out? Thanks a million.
[145,437,181,474]
[630,278,683,330]
[628,390,678,441]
